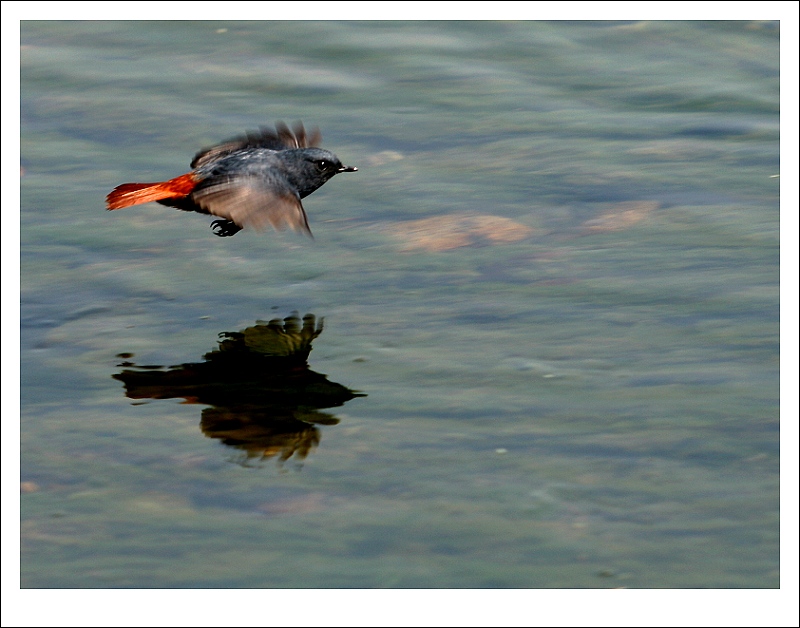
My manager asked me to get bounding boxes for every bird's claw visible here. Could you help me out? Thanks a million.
[210,219,242,237]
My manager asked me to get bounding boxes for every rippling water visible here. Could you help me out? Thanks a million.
[18,20,781,592]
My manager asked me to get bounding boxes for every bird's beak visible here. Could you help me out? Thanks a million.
[339,165,358,173]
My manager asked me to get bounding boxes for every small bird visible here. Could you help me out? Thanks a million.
[106,122,357,237]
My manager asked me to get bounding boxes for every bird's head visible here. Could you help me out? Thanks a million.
[282,147,357,198]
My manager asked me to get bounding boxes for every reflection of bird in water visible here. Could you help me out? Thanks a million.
[113,313,363,467]
[199,407,335,466]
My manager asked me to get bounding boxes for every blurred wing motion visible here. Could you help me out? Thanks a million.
[192,177,312,236]
[191,121,322,168]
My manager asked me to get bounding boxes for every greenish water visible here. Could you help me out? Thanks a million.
[19,21,780,589]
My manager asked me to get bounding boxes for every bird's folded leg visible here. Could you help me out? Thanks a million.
[210,219,242,237]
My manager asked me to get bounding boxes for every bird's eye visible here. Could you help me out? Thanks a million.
[315,160,328,172]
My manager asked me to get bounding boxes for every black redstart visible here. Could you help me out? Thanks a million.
[106,121,357,237]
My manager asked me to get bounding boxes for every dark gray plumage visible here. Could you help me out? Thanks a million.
[106,122,357,237]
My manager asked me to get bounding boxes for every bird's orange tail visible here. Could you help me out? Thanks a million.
[106,172,199,210]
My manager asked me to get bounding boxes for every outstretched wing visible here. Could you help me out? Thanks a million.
[191,121,322,168]
[191,176,312,237]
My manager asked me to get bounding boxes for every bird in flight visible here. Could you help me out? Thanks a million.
[106,122,357,237]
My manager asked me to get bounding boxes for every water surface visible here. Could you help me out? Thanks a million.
[20,20,780,589]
